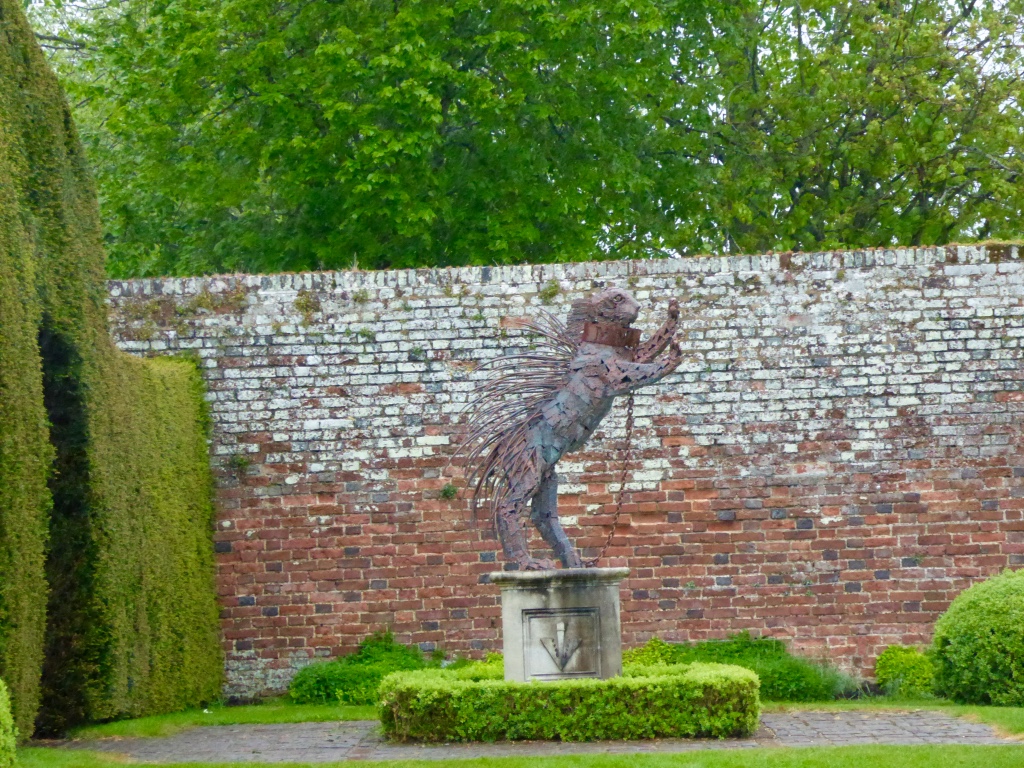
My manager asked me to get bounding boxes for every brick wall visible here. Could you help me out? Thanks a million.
[106,245,1024,698]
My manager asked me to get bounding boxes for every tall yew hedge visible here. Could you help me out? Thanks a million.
[0,0,222,736]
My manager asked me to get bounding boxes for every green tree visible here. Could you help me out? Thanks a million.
[35,0,713,274]
[685,0,1024,255]
[29,0,1024,275]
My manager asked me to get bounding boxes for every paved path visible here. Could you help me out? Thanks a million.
[58,711,1017,763]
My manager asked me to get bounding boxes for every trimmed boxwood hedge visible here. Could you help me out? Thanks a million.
[378,662,760,742]
[0,1,54,733]
[38,354,224,734]
[1,0,222,736]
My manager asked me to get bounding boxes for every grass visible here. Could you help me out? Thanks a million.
[67,698,376,739]
[31,695,1024,768]
[764,698,1024,738]
[56,695,1024,743]
[15,745,1024,768]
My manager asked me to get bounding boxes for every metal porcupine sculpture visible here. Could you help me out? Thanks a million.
[457,288,682,570]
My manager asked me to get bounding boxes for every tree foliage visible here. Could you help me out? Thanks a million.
[35,0,712,273]
[29,0,1024,276]
[695,0,1024,254]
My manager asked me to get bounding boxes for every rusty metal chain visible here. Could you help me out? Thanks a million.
[587,392,634,566]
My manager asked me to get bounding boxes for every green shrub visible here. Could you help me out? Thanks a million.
[623,632,852,701]
[2,1,222,736]
[740,654,849,702]
[874,646,935,697]
[933,568,1024,705]
[332,664,398,705]
[290,662,349,705]
[379,662,760,742]
[622,637,675,666]
[37,355,223,734]
[0,2,65,736]
[347,631,427,670]
[0,680,16,768]
[290,632,427,704]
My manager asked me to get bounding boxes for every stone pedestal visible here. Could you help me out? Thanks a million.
[489,567,629,682]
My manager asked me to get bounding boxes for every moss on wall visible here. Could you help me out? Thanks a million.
[0,0,222,736]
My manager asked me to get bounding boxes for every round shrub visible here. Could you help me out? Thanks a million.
[0,679,17,767]
[932,568,1024,705]
[874,646,934,697]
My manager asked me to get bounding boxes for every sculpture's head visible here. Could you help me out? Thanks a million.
[562,286,642,346]
[576,287,640,328]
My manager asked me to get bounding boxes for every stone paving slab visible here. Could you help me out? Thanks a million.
[761,711,1009,747]
[54,711,1019,763]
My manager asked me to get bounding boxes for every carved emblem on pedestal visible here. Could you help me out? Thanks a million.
[540,621,583,671]
[523,607,600,679]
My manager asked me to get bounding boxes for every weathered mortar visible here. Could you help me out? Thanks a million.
[107,245,1024,698]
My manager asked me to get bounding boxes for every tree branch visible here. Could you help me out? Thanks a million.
[34,33,90,51]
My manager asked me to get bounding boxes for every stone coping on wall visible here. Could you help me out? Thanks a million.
[107,244,1022,299]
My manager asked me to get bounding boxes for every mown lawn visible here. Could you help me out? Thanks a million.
[67,699,377,739]
[64,696,1024,742]
[16,745,1024,768]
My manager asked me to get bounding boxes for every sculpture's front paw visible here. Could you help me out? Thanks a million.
[665,341,683,371]
[668,298,680,320]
